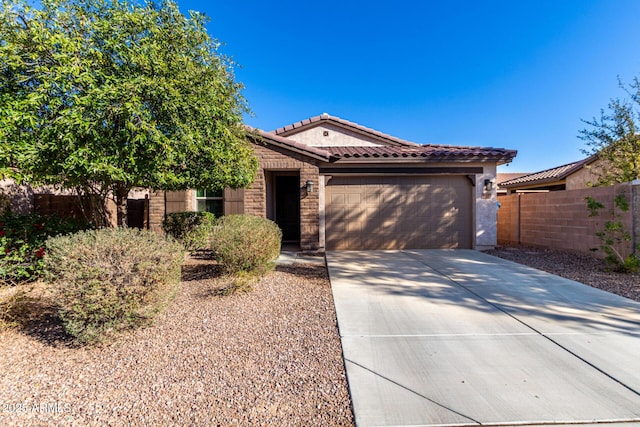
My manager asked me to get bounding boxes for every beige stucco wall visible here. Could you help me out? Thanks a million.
[476,163,499,249]
[284,123,384,147]
[566,160,603,190]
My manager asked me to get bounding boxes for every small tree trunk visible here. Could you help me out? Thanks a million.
[115,182,129,227]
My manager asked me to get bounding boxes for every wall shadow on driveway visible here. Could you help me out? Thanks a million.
[327,249,640,338]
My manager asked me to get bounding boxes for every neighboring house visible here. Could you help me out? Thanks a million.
[496,173,530,196]
[0,179,148,227]
[499,155,599,194]
[149,114,517,251]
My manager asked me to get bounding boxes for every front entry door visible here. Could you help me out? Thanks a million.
[275,175,300,242]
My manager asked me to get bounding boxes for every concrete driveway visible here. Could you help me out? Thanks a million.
[326,249,640,427]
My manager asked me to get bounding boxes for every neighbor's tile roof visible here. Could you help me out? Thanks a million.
[324,145,517,163]
[497,173,530,184]
[500,156,596,187]
[273,113,418,147]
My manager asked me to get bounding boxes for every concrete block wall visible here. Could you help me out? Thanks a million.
[497,183,637,258]
[497,194,520,245]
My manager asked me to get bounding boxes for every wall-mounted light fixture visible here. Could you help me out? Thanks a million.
[484,179,494,192]
[305,180,314,193]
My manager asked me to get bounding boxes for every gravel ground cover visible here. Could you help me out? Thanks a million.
[0,261,354,426]
[485,245,640,303]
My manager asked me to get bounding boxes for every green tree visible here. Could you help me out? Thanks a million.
[0,0,257,226]
[580,76,640,186]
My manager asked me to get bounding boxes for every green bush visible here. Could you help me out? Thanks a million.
[586,194,638,273]
[44,228,184,344]
[162,211,215,252]
[0,213,91,286]
[210,214,282,274]
[621,253,640,274]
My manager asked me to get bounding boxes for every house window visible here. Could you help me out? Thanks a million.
[196,189,223,216]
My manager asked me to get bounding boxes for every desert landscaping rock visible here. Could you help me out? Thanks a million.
[4,246,635,426]
[486,246,640,302]
[0,263,354,426]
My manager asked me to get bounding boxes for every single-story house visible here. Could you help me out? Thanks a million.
[499,155,599,194]
[149,113,517,251]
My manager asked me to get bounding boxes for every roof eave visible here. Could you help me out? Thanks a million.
[247,129,333,162]
[331,154,518,164]
[501,176,567,188]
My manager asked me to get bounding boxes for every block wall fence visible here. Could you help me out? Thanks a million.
[497,181,639,258]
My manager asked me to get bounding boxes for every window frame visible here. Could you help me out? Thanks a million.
[195,189,224,216]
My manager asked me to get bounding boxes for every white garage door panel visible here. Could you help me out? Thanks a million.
[325,175,472,250]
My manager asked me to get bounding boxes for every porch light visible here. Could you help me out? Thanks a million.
[305,180,314,193]
[484,179,494,192]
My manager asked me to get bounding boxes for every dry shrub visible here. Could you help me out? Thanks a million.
[162,211,215,252]
[0,282,56,332]
[44,228,184,344]
[210,215,282,275]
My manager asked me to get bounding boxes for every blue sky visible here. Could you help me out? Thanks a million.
[178,0,640,173]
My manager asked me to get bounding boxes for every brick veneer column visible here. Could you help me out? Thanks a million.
[247,144,320,250]
[148,190,165,233]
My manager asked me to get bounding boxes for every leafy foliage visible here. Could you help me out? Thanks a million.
[210,214,282,275]
[0,212,90,286]
[163,211,215,252]
[586,193,639,272]
[580,77,640,186]
[0,0,257,225]
[44,227,184,344]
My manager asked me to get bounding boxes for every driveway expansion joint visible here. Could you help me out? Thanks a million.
[327,250,640,426]
[402,250,640,400]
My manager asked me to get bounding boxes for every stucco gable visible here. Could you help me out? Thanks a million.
[273,113,418,148]
[247,126,334,162]
[261,114,517,166]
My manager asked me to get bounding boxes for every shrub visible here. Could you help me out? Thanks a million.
[162,211,215,252]
[210,214,282,274]
[44,228,184,344]
[0,213,91,286]
[586,193,638,272]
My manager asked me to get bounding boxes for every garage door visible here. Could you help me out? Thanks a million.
[325,175,472,250]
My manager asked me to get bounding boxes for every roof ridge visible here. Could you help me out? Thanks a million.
[273,114,419,147]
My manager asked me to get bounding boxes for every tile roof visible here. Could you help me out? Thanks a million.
[500,156,597,187]
[273,113,418,147]
[323,145,517,164]
[246,127,334,161]
[497,173,530,184]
